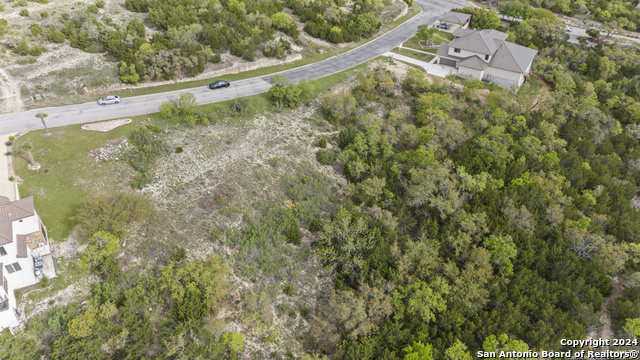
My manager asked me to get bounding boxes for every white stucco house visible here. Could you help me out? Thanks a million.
[0,193,55,331]
[436,29,538,88]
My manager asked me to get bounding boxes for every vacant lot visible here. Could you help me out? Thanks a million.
[12,61,392,357]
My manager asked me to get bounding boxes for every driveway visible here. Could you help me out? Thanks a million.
[384,52,457,77]
[0,0,466,134]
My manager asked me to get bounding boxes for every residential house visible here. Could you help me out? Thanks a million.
[435,29,538,88]
[438,11,471,30]
[0,193,55,331]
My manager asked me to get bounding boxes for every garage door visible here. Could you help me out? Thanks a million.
[439,58,457,67]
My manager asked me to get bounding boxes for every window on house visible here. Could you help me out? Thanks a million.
[0,246,6,256]
[454,48,461,53]
[5,262,22,274]
[485,54,490,60]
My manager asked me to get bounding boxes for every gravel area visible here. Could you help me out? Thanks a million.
[80,118,132,132]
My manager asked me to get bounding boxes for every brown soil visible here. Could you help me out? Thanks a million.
[586,277,624,346]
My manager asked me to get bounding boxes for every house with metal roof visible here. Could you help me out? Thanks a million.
[0,193,55,331]
[435,29,538,88]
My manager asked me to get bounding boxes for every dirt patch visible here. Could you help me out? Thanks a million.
[530,77,552,112]
[632,194,640,210]
[88,136,131,162]
[81,118,132,132]
[586,276,624,345]
[0,68,24,113]
[476,88,491,103]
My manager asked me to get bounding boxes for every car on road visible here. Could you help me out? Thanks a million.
[566,26,573,32]
[98,95,120,105]
[209,80,230,89]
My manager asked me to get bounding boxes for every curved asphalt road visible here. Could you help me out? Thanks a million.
[0,0,465,134]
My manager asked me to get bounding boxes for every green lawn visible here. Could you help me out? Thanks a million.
[91,6,421,101]
[391,47,435,63]
[12,60,371,242]
[403,30,454,50]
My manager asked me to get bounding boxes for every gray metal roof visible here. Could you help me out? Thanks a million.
[489,40,538,73]
[459,56,489,70]
[440,11,471,24]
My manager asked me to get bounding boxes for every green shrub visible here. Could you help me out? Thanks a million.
[8,176,14,181]
[86,4,98,13]
[171,246,187,261]
[283,283,294,296]
[267,75,301,109]
[38,276,50,289]
[268,157,281,167]
[316,149,337,165]
[95,0,105,8]
[175,146,183,153]
[300,306,310,319]
[160,257,228,323]
[5,152,12,156]
[30,24,42,36]
[318,137,327,148]
[40,11,48,18]
[8,136,14,141]
[29,45,46,56]
[0,5,4,11]
[285,227,302,245]
[125,0,149,12]
[72,193,152,240]
[308,218,323,233]
[19,9,29,16]
[60,13,70,20]
[5,140,12,146]
[47,30,65,43]
[127,126,166,189]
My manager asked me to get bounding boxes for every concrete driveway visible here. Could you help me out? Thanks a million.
[0,0,467,134]
[384,52,457,77]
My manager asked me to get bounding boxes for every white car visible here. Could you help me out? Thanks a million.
[98,95,121,105]
[565,26,573,32]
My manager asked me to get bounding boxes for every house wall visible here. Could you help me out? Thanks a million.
[484,67,523,82]
[458,66,484,80]
[483,67,525,88]
[447,47,488,59]
[0,275,19,330]
[9,216,39,290]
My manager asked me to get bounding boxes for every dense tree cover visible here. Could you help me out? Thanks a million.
[512,0,640,33]
[33,0,392,83]
[0,241,240,359]
[305,11,640,355]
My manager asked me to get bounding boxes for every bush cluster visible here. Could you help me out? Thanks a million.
[316,149,337,165]
[127,126,166,189]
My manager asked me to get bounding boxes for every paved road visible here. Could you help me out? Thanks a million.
[0,0,465,134]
